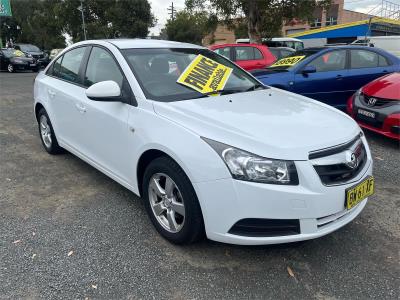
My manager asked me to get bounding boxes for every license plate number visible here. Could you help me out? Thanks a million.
[358,109,375,119]
[345,176,374,210]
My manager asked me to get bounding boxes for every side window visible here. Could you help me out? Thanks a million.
[254,48,263,59]
[350,50,379,68]
[378,54,390,67]
[84,47,123,88]
[214,47,231,59]
[59,47,86,84]
[235,47,255,61]
[52,55,63,77]
[307,50,346,72]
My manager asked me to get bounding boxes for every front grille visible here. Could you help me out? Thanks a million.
[362,93,398,108]
[33,54,44,59]
[310,136,367,185]
[228,218,300,237]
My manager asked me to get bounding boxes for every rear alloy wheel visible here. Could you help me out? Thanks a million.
[7,64,14,73]
[142,156,205,244]
[37,108,63,154]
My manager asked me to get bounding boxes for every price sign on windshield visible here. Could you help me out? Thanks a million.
[177,54,233,94]
[270,55,305,67]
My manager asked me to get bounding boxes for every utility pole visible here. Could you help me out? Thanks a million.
[78,0,87,40]
[167,2,176,20]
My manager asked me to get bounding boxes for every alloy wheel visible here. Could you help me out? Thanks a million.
[39,115,52,148]
[148,173,185,233]
[7,64,14,73]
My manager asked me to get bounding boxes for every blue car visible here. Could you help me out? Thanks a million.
[252,46,400,110]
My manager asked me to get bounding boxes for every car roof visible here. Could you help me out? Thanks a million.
[210,43,265,48]
[99,39,205,49]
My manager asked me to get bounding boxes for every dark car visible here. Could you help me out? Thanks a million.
[268,47,295,60]
[0,48,39,72]
[252,46,400,110]
[347,72,400,141]
[14,44,50,67]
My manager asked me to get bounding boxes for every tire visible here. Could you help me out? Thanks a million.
[7,64,14,73]
[37,108,63,154]
[142,156,205,244]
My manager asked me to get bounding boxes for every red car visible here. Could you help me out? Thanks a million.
[347,72,400,140]
[210,43,276,71]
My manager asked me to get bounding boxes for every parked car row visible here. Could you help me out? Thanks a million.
[34,39,376,246]
[1,43,65,73]
[209,44,399,140]
[0,48,40,72]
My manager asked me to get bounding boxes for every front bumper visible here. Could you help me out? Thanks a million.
[194,145,373,245]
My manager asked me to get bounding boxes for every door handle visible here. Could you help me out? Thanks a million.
[48,89,56,97]
[75,103,86,113]
[382,70,388,73]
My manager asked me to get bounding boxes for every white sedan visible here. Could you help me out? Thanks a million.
[33,39,374,245]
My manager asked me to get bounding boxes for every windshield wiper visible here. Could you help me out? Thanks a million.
[246,83,266,91]
[195,85,265,98]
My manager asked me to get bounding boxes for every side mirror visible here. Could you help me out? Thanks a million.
[85,80,121,101]
[302,65,316,74]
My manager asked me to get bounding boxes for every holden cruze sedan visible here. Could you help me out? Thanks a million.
[34,39,374,245]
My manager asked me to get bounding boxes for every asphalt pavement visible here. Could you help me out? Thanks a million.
[0,71,399,299]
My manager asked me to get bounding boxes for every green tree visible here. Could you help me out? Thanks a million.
[165,10,217,45]
[58,0,156,42]
[186,0,332,43]
[1,0,65,49]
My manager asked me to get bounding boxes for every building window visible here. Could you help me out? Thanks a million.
[326,16,338,26]
[311,18,321,28]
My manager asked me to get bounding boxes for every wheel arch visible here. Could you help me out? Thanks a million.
[136,147,196,198]
[34,102,45,122]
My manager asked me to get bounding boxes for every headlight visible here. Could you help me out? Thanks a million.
[355,88,364,102]
[202,138,299,185]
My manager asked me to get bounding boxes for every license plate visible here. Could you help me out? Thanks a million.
[30,64,36,67]
[345,176,374,210]
[358,109,375,119]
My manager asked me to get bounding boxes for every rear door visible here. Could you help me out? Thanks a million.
[233,46,266,70]
[293,49,350,108]
[347,49,395,96]
[43,46,89,149]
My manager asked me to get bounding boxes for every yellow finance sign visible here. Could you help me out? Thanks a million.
[177,54,233,94]
[270,55,305,68]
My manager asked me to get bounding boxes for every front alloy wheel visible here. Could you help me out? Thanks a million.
[148,173,186,233]
[142,156,204,244]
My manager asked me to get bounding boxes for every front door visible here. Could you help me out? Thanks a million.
[80,46,133,182]
[294,49,350,109]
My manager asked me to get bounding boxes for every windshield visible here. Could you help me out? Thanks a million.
[121,48,263,102]
[267,49,320,71]
[19,44,40,52]
[1,49,27,58]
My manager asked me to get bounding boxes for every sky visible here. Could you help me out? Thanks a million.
[148,0,399,35]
